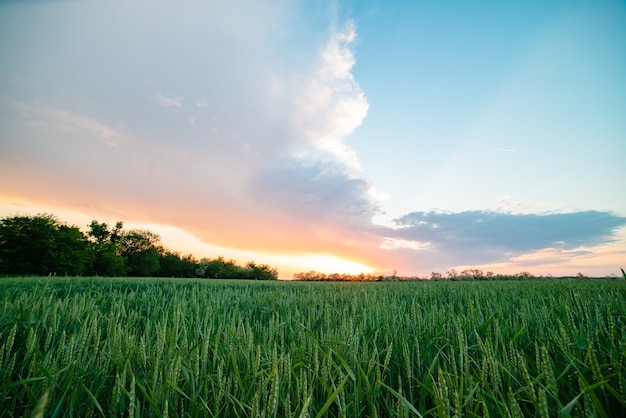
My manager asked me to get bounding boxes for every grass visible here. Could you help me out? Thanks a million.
[1,277,625,417]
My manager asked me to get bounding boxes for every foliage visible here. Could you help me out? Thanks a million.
[86,220,126,276]
[196,257,278,280]
[296,269,620,282]
[158,251,198,278]
[0,278,624,416]
[0,213,277,280]
[293,271,384,281]
[119,229,162,277]
[0,214,89,276]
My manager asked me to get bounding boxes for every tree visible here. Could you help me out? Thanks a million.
[460,269,484,280]
[52,224,90,275]
[1,213,279,279]
[119,229,161,277]
[158,250,198,277]
[87,220,126,276]
[195,257,277,280]
[446,269,457,280]
[198,256,237,279]
[0,214,89,275]
[0,214,56,274]
[245,261,278,280]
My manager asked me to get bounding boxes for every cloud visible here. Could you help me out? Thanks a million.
[153,94,182,108]
[393,210,626,250]
[380,238,431,251]
[357,209,626,277]
[254,158,378,226]
[8,1,621,278]
[3,99,125,147]
[195,98,209,109]
[379,210,626,272]
[452,240,626,277]
[0,1,381,272]
[292,20,369,170]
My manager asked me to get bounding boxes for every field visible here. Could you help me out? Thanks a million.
[1,277,625,417]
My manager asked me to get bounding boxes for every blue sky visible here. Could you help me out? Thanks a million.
[1,0,625,277]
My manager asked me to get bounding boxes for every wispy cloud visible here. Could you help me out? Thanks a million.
[4,99,125,147]
[380,238,431,251]
[153,94,182,108]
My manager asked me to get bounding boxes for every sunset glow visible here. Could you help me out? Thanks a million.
[1,0,625,278]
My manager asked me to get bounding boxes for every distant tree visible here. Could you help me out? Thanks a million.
[197,256,229,278]
[195,256,277,280]
[120,229,161,276]
[293,271,327,281]
[245,261,278,280]
[158,250,198,277]
[328,273,342,281]
[218,258,246,279]
[1,213,278,279]
[195,258,209,277]
[179,254,199,277]
[460,269,484,280]
[87,220,126,276]
[0,214,89,275]
[53,224,90,275]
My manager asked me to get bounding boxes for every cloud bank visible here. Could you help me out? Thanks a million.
[393,210,626,251]
[380,210,626,274]
[0,1,380,272]
[1,0,624,277]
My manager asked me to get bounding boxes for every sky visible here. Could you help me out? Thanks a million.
[1,0,625,278]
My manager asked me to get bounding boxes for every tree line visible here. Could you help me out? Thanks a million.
[0,213,277,280]
[293,268,620,281]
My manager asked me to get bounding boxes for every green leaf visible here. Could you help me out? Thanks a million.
[81,384,105,416]
[380,382,424,418]
[166,379,191,401]
[315,374,350,418]
[30,389,49,418]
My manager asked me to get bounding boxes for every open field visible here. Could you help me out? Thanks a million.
[1,277,625,417]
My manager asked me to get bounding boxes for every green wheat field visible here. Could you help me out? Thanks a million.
[1,277,625,417]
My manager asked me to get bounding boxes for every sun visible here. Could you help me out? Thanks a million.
[271,253,376,279]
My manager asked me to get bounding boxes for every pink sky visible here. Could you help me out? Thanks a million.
[1,1,625,278]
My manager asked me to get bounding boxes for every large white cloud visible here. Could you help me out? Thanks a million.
[292,20,369,171]
[0,0,378,261]
[4,0,622,278]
